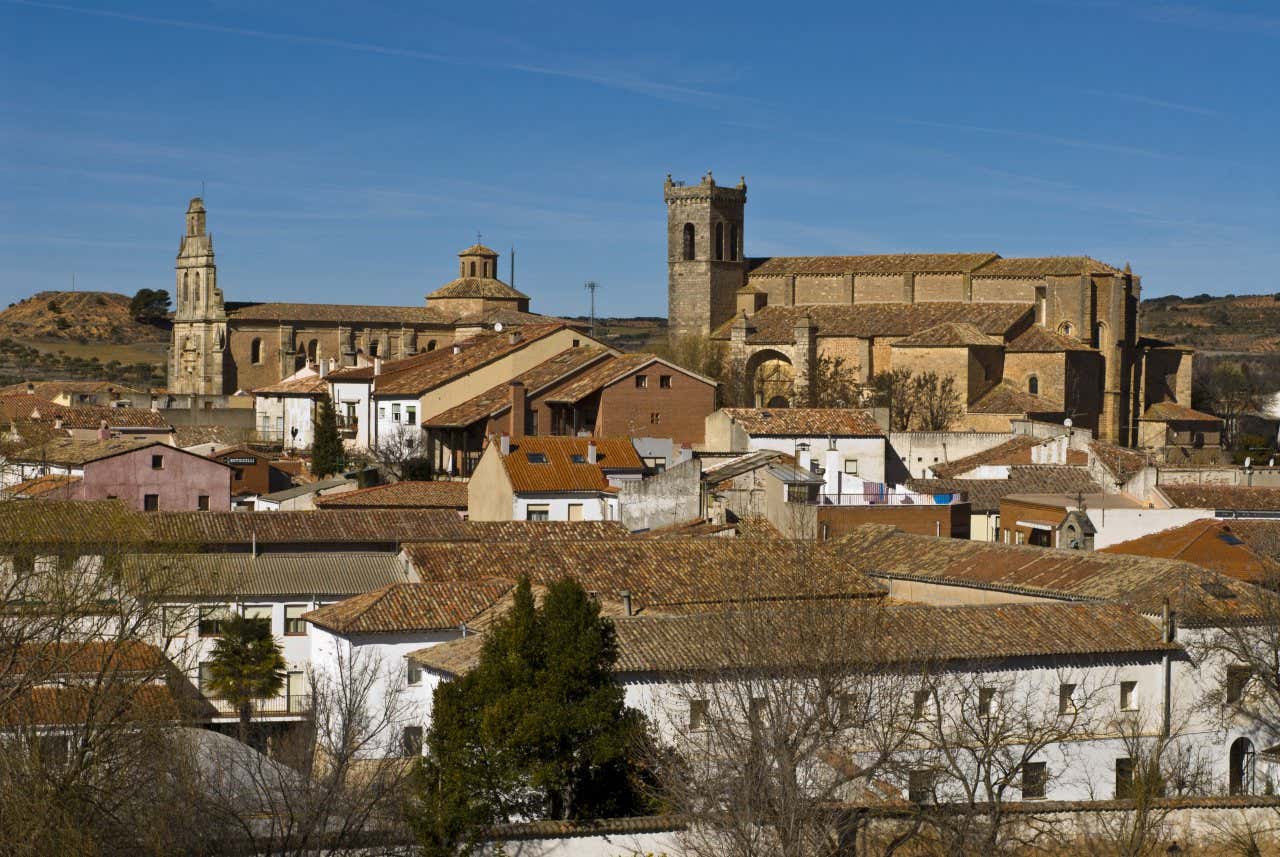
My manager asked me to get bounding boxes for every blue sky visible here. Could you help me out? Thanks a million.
[2,1,1278,318]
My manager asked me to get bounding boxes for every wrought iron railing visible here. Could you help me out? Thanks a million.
[203,693,312,716]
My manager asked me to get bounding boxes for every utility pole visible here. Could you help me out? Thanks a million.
[584,280,598,338]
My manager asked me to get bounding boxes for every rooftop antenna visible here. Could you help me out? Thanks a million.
[584,280,599,338]
[201,179,206,198]
[510,246,515,287]
[71,272,76,292]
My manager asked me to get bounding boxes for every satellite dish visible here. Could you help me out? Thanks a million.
[493,322,504,332]
[1064,418,1073,428]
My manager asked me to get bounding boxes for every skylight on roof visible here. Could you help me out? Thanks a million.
[526,452,548,464]
[570,454,586,463]
[1218,533,1245,546]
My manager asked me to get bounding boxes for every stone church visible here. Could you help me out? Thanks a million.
[169,198,549,397]
[666,172,1195,446]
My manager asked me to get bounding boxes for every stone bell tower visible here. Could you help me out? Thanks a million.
[168,197,228,395]
[665,171,747,339]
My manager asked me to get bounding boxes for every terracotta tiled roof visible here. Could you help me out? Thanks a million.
[252,374,328,396]
[314,480,468,509]
[1159,485,1280,512]
[909,466,1101,513]
[30,403,171,429]
[303,579,514,634]
[891,323,1003,348]
[461,521,631,541]
[1141,402,1223,423]
[9,640,168,677]
[929,436,1042,478]
[0,473,81,500]
[404,539,885,613]
[714,302,1033,344]
[1006,326,1095,353]
[458,244,498,257]
[1,684,179,728]
[0,499,145,546]
[719,407,884,437]
[373,324,571,396]
[173,424,252,448]
[9,436,161,466]
[226,301,449,325]
[145,508,473,545]
[1088,440,1148,484]
[748,253,999,277]
[424,346,612,428]
[1228,521,1280,563]
[0,380,146,399]
[975,256,1123,277]
[122,552,414,597]
[841,524,1269,625]
[499,436,643,493]
[544,353,716,404]
[428,277,528,301]
[1101,519,1280,584]
[967,383,1062,415]
[0,393,59,420]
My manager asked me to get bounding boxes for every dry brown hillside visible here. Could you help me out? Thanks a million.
[0,291,168,343]
[1141,293,1280,353]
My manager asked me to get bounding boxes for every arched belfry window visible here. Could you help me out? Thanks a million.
[426,340,437,351]
[250,338,263,364]
[1058,321,1074,337]
[682,223,695,261]
[369,340,380,358]
[469,261,477,277]
[307,339,318,362]
[1028,376,1039,396]
[714,222,724,261]
[729,223,740,261]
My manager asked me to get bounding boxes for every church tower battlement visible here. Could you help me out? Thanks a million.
[665,172,747,339]
[169,197,228,395]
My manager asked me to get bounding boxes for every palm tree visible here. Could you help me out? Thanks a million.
[206,612,287,744]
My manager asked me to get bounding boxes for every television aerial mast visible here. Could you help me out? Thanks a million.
[584,280,599,338]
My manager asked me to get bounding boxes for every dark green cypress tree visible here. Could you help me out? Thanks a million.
[310,392,345,477]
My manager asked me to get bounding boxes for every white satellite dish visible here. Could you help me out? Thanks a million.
[494,321,504,332]
[1064,418,1073,428]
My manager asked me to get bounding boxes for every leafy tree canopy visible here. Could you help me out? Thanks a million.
[129,288,171,322]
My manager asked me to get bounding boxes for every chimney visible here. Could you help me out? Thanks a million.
[452,344,462,355]
[508,331,521,345]
[499,433,511,455]
[619,590,633,617]
[96,420,110,441]
[508,381,527,437]
[586,440,598,464]
[53,417,63,430]
[373,356,382,376]
[318,360,328,379]
[25,381,34,394]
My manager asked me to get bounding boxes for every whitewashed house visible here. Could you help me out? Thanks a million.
[251,366,327,450]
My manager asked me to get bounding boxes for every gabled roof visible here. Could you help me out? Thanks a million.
[0,393,60,420]
[303,579,514,634]
[1141,402,1223,423]
[498,436,643,494]
[121,552,414,597]
[145,508,473,545]
[975,256,1123,277]
[372,323,574,397]
[929,436,1042,478]
[427,278,528,301]
[0,380,146,399]
[9,436,164,467]
[544,353,717,404]
[252,373,328,397]
[1227,521,1280,564]
[313,480,468,509]
[748,253,999,277]
[1102,519,1280,584]
[1088,440,1149,484]
[29,402,171,429]
[966,383,1062,415]
[1006,325,1096,353]
[909,466,1101,514]
[718,407,884,437]
[891,322,1003,349]
[259,477,352,502]
[226,301,449,325]
[1159,485,1280,512]
[712,302,1033,344]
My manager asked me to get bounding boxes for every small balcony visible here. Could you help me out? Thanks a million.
[203,693,312,718]
[336,416,359,438]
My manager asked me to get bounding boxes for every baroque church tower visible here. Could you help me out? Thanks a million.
[665,172,747,339]
[168,197,228,395]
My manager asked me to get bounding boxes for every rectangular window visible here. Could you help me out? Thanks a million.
[286,671,307,712]
[650,412,661,424]
[567,503,584,522]
[1226,665,1251,704]
[151,454,164,470]
[913,689,934,720]
[406,405,417,424]
[392,403,401,423]
[1120,680,1138,711]
[843,459,859,475]
[163,606,191,638]
[1022,762,1047,799]
[749,697,767,723]
[1115,758,1134,798]
[908,769,934,804]
[407,659,422,686]
[527,504,550,521]
[284,604,308,636]
[688,699,709,731]
[403,726,424,757]
[979,687,997,718]
[198,607,228,637]
[635,374,648,389]
[378,406,386,420]
[1015,531,1025,545]
[1058,683,1077,716]
[197,495,209,511]
[199,662,215,691]
[143,494,159,512]
[37,734,70,767]
[243,604,272,632]
[659,375,672,389]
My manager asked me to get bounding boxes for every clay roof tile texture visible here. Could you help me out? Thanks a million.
[929,436,1042,478]
[499,436,643,493]
[891,322,1004,349]
[719,407,884,437]
[303,579,514,634]
[1159,485,1280,512]
[313,480,469,509]
[1005,326,1096,353]
[1101,519,1280,584]
[713,302,1033,344]
[748,253,999,276]
[1141,402,1224,423]
[373,324,569,396]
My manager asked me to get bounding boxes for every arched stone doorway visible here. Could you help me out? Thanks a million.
[745,350,795,408]
[1230,736,1256,795]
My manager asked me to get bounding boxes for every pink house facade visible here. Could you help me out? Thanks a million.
[79,443,232,512]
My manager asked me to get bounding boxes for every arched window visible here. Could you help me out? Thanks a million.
[1028,376,1039,396]
[729,223,740,261]
[714,222,724,261]
[1058,321,1074,337]
[369,340,379,358]
[682,223,695,261]
[1094,320,1108,349]
[307,339,318,362]
[250,338,263,364]
[1231,737,1256,795]
[426,340,437,351]
[469,261,476,277]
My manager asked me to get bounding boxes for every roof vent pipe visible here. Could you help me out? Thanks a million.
[586,441,598,464]
[620,590,633,617]
[499,433,511,456]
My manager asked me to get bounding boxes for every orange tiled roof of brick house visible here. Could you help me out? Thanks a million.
[1101,519,1280,584]
[1228,520,1280,563]
[498,436,643,493]
[0,393,59,420]
[372,323,569,396]
[314,480,469,510]
[303,579,515,634]
[544,353,716,404]
[718,407,883,437]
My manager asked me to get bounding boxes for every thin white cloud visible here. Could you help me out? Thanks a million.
[5,0,743,106]
[1076,88,1222,117]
